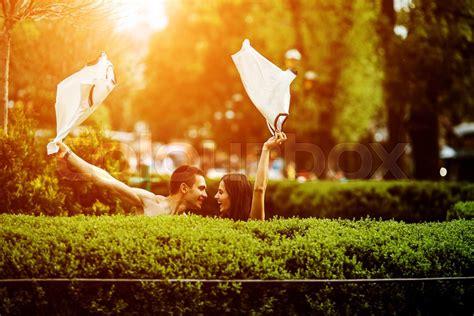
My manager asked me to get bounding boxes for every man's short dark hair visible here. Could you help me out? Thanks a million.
[169,165,205,195]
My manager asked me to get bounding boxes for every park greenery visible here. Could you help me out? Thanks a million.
[1,107,473,221]
[1,0,473,179]
[1,215,473,314]
[447,201,474,221]
[0,107,131,216]
[1,1,473,313]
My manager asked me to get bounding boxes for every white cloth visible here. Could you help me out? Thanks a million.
[46,53,116,155]
[231,39,296,134]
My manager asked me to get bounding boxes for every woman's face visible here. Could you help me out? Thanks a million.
[214,180,231,217]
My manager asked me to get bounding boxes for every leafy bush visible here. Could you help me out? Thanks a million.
[447,201,474,220]
[0,107,66,215]
[0,107,132,216]
[1,215,473,314]
[59,124,133,216]
[1,107,472,221]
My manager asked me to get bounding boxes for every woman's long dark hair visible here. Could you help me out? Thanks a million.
[221,174,252,221]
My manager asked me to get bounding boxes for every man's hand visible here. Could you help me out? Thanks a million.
[56,142,70,159]
[263,132,287,150]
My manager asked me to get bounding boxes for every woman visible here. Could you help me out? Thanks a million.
[215,132,287,220]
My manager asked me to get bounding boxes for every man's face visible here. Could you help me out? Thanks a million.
[184,175,208,210]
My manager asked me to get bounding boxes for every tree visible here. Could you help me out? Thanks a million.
[285,0,383,178]
[137,0,383,178]
[0,0,107,134]
[378,0,411,179]
[9,18,141,131]
[406,0,473,179]
[136,0,293,147]
[379,0,474,179]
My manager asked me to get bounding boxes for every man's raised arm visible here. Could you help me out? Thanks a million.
[56,142,145,208]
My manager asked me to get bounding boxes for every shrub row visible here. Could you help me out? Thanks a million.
[265,180,474,222]
[0,107,131,216]
[447,201,474,220]
[2,107,473,221]
[1,215,473,314]
[146,179,474,222]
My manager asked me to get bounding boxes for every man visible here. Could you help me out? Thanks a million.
[56,142,208,216]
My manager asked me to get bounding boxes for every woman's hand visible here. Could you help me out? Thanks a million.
[263,132,287,150]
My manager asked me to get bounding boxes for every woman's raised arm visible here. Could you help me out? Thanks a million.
[249,132,287,220]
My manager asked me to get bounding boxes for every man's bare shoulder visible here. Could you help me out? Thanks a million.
[155,195,168,204]
[131,188,170,216]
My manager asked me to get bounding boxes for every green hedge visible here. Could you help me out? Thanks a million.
[447,201,474,220]
[2,107,472,221]
[1,215,473,314]
[265,181,474,222]
[146,179,474,222]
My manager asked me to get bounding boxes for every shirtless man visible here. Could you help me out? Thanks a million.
[56,142,208,216]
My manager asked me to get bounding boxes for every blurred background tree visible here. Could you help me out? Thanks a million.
[0,0,112,133]
[1,0,472,180]
[135,0,293,147]
[380,0,474,179]
[284,0,383,177]
[136,0,383,177]
[8,12,141,131]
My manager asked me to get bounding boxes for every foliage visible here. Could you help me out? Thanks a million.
[8,11,142,131]
[264,181,474,222]
[447,201,474,221]
[4,0,473,182]
[288,0,383,144]
[0,215,473,314]
[0,106,66,215]
[332,1,384,142]
[59,124,133,216]
[400,0,474,122]
[136,0,272,146]
[145,179,474,222]
[0,0,110,132]
[0,106,132,216]
[136,0,383,153]
[381,0,474,179]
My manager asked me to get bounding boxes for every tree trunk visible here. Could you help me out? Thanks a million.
[0,27,11,135]
[408,107,440,180]
[380,0,410,179]
[286,0,304,178]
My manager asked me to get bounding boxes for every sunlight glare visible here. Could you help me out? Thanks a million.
[115,0,168,32]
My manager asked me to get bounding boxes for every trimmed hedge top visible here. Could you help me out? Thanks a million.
[144,180,474,222]
[263,180,474,222]
[1,215,473,314]
[1,215,473,280]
